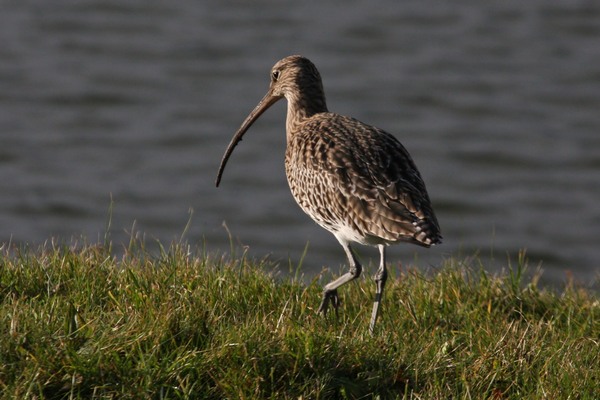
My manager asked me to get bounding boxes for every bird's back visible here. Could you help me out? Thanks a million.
[285,113,441,247]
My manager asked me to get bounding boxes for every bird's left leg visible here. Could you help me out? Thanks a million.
[318,240,362,316]
[369,244,388,334]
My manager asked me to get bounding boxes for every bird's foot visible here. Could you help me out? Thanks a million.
[318,289,339,316]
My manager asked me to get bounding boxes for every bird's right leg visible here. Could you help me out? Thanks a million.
[318,241,362,316]
[369,245,388,334]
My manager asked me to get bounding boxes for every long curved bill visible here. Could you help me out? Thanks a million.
[215,90,281,187]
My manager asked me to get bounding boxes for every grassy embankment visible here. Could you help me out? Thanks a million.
[0,239,598,399]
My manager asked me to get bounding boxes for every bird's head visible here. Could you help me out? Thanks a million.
[215,55,326,187]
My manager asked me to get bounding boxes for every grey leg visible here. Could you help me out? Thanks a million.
[318,239,362,315]
[369,244,388,334]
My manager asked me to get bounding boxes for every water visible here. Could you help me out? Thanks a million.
[1,1,599,287]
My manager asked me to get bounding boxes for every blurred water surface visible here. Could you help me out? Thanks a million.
[1,0,599,286]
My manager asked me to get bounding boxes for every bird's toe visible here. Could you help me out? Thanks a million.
[318,289,339,315]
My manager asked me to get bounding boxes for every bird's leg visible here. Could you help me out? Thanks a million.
[318,241,362,316]
[369,245,388,334]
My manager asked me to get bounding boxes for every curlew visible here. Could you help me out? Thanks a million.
[216,55,441,333]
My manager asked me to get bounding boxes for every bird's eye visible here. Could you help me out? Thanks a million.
[271,70,280,81]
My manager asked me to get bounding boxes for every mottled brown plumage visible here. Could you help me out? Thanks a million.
[216,55,441,333]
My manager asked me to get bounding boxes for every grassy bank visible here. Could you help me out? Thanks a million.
[0,241,598,399]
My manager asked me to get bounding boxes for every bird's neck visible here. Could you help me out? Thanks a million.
[285,89,328,141]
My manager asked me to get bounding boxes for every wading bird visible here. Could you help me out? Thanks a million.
[216,55,441,333]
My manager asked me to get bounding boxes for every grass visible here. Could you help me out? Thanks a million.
[0,239,598,399]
